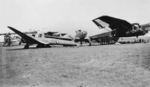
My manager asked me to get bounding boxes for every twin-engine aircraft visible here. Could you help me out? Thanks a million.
[47,30,92,46]
[8,26,79,49]
[90,15,150,44]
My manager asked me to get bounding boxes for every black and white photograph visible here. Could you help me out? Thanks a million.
[1,0,150,87]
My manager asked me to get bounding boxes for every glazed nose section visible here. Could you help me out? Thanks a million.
[75,31,87,39]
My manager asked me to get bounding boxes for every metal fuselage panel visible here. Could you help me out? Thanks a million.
[35,37,77,46]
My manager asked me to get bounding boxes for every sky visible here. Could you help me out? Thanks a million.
[1,0,150,36]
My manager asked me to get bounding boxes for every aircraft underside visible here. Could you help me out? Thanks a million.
[24,43,50,49]
[23,42,78,49]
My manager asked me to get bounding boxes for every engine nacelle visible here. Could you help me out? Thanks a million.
[132,23,141,32]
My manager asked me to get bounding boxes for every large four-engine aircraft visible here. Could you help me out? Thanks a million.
[8,26,78,49]
[90,15,150,44]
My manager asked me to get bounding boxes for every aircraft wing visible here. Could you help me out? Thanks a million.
[45,31,58,36]
[60,33,67,36]
[90,31,112,40]
[45,36,72,41]
[92,15,132,30]
[90,29,117,40]
[0,33,7,35]
[7,26,48,44]
[141,23,150,31]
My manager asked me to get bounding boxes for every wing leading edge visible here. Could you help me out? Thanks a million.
[93,15,132,30]
[93,15,134,37]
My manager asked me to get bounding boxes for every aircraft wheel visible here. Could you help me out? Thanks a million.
[24,44,29,49]
[36,44,43,48]
[36,44,49,48]
[46,45,51,48]
[89,43,92,46]
[75,43,80,47]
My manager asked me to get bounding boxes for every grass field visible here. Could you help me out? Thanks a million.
[1,43,150,87]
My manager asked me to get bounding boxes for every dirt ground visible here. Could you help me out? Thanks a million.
[1,43,150,87]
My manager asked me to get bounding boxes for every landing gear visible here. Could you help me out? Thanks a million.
[24,43,29,49]
[36,44,51,48]
[87,40,92,46]
[36,44,44,48]
[89,43,92,46]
